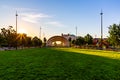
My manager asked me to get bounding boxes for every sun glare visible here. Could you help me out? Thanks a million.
[18,29,27,34]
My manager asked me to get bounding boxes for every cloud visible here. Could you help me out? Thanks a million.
[21,13,50,18]
[1,5,52,23]
[21,13,51,23]
[1,5,36,11]
[1,5,65,26]
[47,21,65,27]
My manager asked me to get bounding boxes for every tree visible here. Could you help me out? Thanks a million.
[17,33,27,48]
[108,24,120,47]
[0,26,44,49]
[0,33,4,46]
[43,37,47,47]
[32,36,42,47]
[75,36,85,46]
[26,36,32,47]
[68,37,72,47]
[1,26,17,48]
[84,34,93,45]
[72,39,76,46]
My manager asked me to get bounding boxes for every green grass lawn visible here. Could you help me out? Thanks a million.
[0,48,120,80]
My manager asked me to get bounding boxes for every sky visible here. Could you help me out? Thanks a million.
[0,0,120,39]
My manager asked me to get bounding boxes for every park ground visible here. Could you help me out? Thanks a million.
[0,48,120,80]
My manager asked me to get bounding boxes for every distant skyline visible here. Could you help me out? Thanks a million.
[0,0,120,39]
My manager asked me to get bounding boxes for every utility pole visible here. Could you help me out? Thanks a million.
[16,11,18,34]
[76,26,77,39]
[100,10,103,48]
[40,26,41,39]
[16,11,18,50]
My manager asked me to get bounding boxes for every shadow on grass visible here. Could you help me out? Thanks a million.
[0,48,120,80]
[46,48,120,80]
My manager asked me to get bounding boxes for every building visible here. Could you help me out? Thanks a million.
[46,33,76,47]
[61,33,76,41]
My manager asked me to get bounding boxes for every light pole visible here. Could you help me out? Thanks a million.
[16,11,18,50]
[40,26,41,39]
[76,26,77,37]
[76,26,77,40]
[100,10,103,48]
[16,11,18,34]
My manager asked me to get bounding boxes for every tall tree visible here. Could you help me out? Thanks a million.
[17,33,27,48]
[26,36,32,47]
[75,36,85,46]
[32,36,42,47]
[0,33,4,46]
[72,39,76,46]
[108,24,120,47]
[84,34,93,45]
[43,37,47,47]
[68,37,72,47]
[1,26,16,48]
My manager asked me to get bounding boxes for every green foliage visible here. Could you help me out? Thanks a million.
[75,36,85,46]
[72,34,93,47]
[0,33,4,45]
[84,34,93,45]
[1,26,17,47]
[72,39,76,44]
[17,33,27,47]
[26,37,32,47]
[108,24,120,47]
[32,36,42,47]
[43,37,47,47]
[0,48,120,79]
[0,26,43,48]
[68,37,72,42]
[68,37,72,47]
[43,37,47,43]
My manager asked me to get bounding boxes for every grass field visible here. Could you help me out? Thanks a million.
[0,48,120,80]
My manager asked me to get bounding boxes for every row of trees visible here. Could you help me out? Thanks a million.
[69,23,120,48]
[108,23,120,48]
[69,34,93,47]
[1,23,119,49]
[0,26,46,49]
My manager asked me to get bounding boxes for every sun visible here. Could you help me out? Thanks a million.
[18,29,27,34]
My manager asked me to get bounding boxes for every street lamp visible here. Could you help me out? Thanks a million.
[75,26,77,40]
[16,11,18,33]
[100,10,103,48]
[16,11,18,50]
[40,26,41,39]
